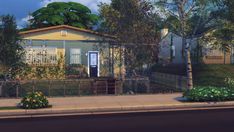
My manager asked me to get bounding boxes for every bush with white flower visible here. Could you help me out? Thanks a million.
[19,92,49,109]
[183,86,234,102]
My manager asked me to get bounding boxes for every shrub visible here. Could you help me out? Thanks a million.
[225,77,234,89]
[19,92,49,109]
[65,64,88,78]
[183,86,234,102]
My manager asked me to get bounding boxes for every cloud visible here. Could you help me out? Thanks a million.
[17,15,33,29]
[40,0,111,13]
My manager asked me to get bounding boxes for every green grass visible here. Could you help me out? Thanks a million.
[151,64,234,87]
[193,64,234,87]
[0,106,19,110]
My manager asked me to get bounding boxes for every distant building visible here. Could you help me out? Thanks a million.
[159,29,234,64]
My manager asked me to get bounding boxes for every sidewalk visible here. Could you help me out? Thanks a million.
[1,93,234,118]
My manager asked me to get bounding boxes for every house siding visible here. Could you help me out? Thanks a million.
[19,26,120,77]
[159,32,233,64]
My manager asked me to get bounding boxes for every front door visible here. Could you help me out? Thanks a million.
[88,51,99,77]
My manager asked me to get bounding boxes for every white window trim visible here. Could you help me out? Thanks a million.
[70,48,82,65]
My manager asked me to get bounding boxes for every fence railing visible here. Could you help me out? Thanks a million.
[0,79,123,98]
[122,77,150,94]
[151,72,187,90]
[0,75,182,98]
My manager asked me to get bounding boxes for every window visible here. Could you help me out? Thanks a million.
[70,48,81,64]
[61,30,67,36]
[25,46,57,65]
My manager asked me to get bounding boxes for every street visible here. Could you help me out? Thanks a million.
[0,108,234,132]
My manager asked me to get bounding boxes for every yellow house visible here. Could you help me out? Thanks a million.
[19,25,124,78]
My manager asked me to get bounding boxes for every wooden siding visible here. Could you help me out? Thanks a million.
[203,54,231,64]
[20,28,105,41]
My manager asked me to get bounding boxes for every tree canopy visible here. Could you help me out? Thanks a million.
[155,0,222,89]
[0,15,23,69]
[201,0,234,51]
[99,0,161,75]
[156,0,221,39]
[29,2,99,29]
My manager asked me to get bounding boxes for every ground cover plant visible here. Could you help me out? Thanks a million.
[19,92,49,109]
[183,86,234,102]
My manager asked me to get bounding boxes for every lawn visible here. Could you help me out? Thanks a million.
[151,64,234,87]
[0,106,19,110]
[193,64,234,87]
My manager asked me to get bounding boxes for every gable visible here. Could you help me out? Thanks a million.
[19,25,115,41]
[21,28,107,41]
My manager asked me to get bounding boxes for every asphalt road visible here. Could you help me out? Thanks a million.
[1,108,234,132]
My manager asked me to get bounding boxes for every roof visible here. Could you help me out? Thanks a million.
[19,25,116,39]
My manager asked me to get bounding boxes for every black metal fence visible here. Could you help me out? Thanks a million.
[150,72,187,92]
[0,75,187,98]
[0,79,120,98]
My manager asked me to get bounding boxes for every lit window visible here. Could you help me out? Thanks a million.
[70,48,81,64]
[25,46,57,65]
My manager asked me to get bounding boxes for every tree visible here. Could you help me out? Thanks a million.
[99,0,161,76]
[201,0,234,60]
[222,0,234,22]
[0,15,23,71]
[218,0,234,45]
[156,0,221,89]
[29,2,99,29]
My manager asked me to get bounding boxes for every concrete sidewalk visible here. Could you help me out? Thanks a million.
[0,93,234,118]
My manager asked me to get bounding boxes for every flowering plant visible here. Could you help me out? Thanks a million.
[183,86,234,102]
[19,92,49,109]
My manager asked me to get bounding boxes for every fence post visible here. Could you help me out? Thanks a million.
[114,80,117,95]
[78,80,80,96]
[134,79,137,94]
[0,81,2,97]
[105,80,108,95]
[48,80,51,97]
[32,80,35,92]
[63,80,66,97]
[146,78,150,93]
[16,81,19,98]
[94,80,97,95]
[120,80,123,94]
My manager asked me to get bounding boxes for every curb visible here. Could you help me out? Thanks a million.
[0,102,234,119]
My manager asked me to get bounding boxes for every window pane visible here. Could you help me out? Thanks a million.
[25,46,57,65]
[70,48,81,64]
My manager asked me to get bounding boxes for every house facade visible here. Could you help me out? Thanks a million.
[19,25,124,79]
[159,29,234,64]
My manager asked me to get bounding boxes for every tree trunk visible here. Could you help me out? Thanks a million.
[180,3,193,90]
[224,49,226,64]
[185,45,193,89]
[182,37,193,90]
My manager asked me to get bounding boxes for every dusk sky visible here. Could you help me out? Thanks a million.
[0,0,111,28]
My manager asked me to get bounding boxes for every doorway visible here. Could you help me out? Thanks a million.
[88,51,99,77]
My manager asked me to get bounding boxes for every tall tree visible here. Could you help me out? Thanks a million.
[216,1,234,43]
[156,0,221,89]
[201,0,234,60]
[0,15,23,70]
[29,2,99,29]
[223,0,234,22]
[99,0,161,76]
